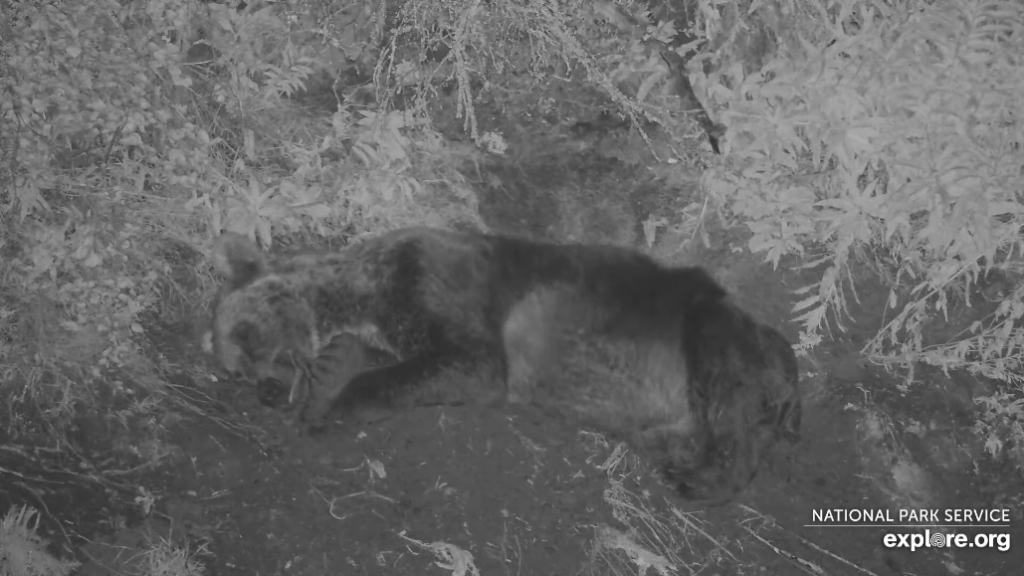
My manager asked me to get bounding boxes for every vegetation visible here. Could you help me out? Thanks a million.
[697,0,1024,458]
[0,507,78,576]
[0,0,1021,571]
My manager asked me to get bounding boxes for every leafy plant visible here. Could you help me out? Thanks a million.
[694,0,1024,461]
[0,506,79,576]
[699,0,1024,377]
[137,536,208,576]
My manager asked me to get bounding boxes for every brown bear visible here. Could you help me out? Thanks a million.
[206,227,800,502]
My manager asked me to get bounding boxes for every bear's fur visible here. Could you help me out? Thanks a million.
[206,227,801,502]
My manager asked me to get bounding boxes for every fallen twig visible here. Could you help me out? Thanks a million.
[738,504,880,576]
[670,507,739,562]
[742,526,829,576]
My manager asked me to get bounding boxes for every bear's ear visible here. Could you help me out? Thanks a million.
[212,232,266,288]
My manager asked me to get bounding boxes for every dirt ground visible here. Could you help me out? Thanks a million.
[40,129,1022,576]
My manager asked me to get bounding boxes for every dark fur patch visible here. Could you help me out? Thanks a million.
[206,228,801,502]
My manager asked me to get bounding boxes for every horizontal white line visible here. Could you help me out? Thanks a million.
[803,524,1010,528]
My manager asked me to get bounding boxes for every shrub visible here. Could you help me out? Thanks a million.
[0,506,79,576]
[695,0,1024,459]
[699,0,1024,377]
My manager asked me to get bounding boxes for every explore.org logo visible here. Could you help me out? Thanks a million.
[806,508,1012,553]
